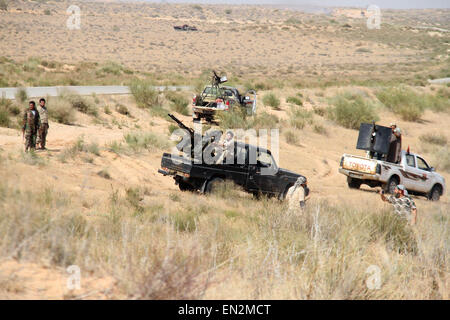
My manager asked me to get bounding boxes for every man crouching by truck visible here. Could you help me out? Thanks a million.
[380,184,417,225]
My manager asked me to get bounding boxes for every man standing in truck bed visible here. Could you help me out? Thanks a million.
[387,123,402,163]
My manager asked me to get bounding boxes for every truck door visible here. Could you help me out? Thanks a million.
[415,156,433,192]
[246,149,276,194]
[401,154,426,192]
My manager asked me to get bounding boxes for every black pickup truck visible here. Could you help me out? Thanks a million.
[158,114,309,199]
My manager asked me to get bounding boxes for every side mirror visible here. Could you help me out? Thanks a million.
[431,167,435,172]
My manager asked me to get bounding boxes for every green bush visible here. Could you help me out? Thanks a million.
[288,107,313,130]
[284,130,299,145]
[124,132,170,152]
[286,96,303,106]
[262,93,281,109]
[129,79,163,110]
[165,91,190,116]
[376,87,425,121]
[328,93,379,129]
[0,107,10,128]
[15,87,28,104]
[48,99,76,124]
[217,107,248,130]
[0,0,8,11]
[115,104,130,116]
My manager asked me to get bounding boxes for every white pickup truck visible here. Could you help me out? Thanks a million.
[339,150,446,201]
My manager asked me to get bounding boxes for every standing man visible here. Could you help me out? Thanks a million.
[387,123,402,163]
[22,101,40,152]
[380,184,417,225]
[36,98,49,150]
[286,176,307,213]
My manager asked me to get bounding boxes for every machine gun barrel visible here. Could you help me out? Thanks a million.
[168,113,194,135]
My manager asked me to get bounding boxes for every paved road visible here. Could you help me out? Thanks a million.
[427,78,450,84]
[0,85,193,100]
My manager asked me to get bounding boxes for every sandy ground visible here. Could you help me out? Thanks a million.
[0,1,449,300]
[1,1,446,79]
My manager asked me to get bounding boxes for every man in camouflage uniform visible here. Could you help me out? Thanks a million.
[286,176,307,213]
[380,184,417,225]
[22,101,40,152]
[36,98,49,150]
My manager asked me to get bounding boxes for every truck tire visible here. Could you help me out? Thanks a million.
[347,177,361,189]
[205,177,224,194]
[178,181,194,192]
[385,176,399,194]
[428,185,442,201]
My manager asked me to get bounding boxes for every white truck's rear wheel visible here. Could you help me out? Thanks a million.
[347,177,361,189]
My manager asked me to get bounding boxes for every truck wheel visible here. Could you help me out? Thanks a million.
[385,176,399,194]
[428,185,442,201]
[178,181,194,192]
[347,177,361,189]
[205,177,224,194]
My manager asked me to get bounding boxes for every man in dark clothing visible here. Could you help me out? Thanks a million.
[387,123,402,163]
[22,101,40,152]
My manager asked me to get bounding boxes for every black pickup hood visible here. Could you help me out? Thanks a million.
[278,167,305,181]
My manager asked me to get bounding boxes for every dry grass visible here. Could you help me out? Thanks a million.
[0,170,448,299]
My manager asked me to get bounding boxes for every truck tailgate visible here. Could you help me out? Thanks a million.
[161,153,192,174]
[342,155,377,175]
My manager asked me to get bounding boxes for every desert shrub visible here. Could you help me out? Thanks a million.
[225,9,232,14]
[0,98,20,128]
[44,9,51,15]
[376,87,425,121]
[217,107,248,130]
[99,61,124,75]
[420,133,447,146]
[288,107,313,130]
[48,99,76,124]
[0,0,8,11]
[313,124,328,135]
[284,130,299,145]
[59,137,100,162]
[263,93,281,109]
[66,94,98,117]
[165,91,189,116]
[15,88,28,104]
[251,111,281,132]
[0,108,10,128]
[328,93,379,129]
[97,169,111,180]
[286,96,303,106]
[115,104,130,116]
[104,105,112,115]
[124,132,170,152]
[129,79,163,110]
